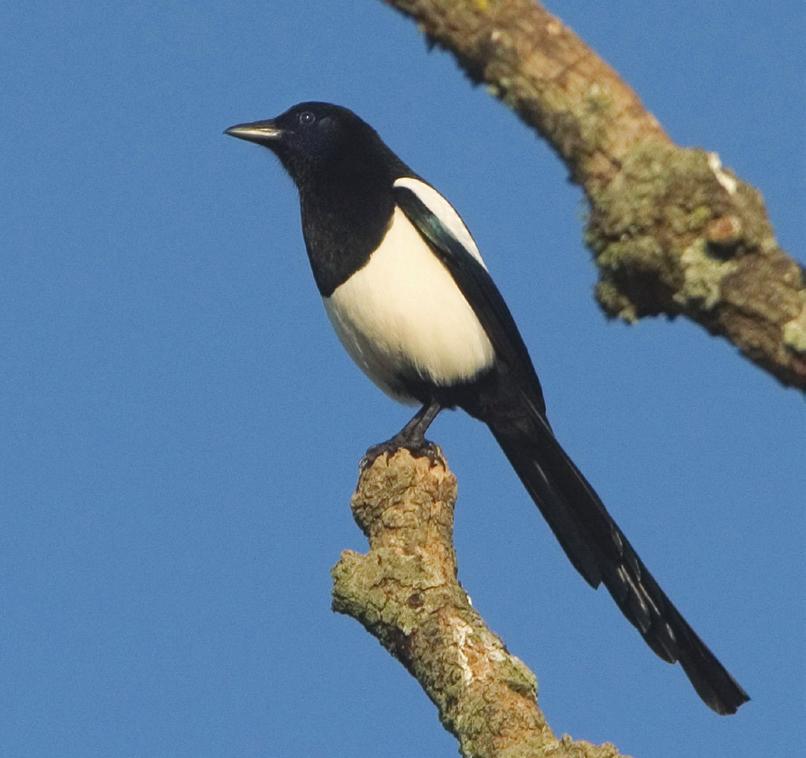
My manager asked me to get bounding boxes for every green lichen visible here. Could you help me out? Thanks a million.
[585,140,751,320]
[685,205,712,234]
[782,301,806,354]
[677,239,738,311]
[595,281,637,322]
[577,83,614,154]
[501,654,537,697]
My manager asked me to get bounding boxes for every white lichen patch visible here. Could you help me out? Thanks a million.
[708,152,738,195]
[452,620,475,686]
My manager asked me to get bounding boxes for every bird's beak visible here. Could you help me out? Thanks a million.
[224,120,284,145]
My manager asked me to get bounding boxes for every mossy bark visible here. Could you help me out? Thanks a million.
[332,449,628,758]
[380,0,805,389]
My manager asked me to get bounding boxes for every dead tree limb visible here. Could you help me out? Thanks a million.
[332,449,628,758]
[379,0,805,390]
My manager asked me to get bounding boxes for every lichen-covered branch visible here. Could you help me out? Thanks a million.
[379,0,806,390]
[332,449,627,758]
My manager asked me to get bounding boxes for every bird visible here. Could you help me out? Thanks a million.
[224,101,749,715]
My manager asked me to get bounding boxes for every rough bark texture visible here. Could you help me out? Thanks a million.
[380,0,806,390]
[332,449,628,758]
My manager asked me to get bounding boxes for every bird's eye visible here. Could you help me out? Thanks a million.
[299,111,316,126]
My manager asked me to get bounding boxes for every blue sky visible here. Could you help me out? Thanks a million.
[2,2,803,756]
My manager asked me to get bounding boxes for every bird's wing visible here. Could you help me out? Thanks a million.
[393,178,546,412]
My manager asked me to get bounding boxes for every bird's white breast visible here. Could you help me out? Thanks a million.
[323,202,495,403]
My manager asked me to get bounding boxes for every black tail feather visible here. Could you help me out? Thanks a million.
[483,392,749,715]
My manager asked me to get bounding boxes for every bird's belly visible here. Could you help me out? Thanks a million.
[323,208,495,403]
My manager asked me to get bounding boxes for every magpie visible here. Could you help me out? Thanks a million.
[224,101,749,714]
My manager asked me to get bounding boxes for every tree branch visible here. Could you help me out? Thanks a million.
[380,0,806,390]
[332,449,628,757]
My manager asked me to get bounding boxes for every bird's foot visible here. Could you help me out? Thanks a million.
[361,435,441,469]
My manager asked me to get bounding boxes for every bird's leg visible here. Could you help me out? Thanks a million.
[363,400,442,465]
[394,400,442,446]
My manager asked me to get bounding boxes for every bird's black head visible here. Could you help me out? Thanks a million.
[225,102,403,187]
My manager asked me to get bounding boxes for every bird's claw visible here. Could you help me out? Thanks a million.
[361,437,441,469]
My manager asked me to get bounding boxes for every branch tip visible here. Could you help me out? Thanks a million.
[332,447,628,757]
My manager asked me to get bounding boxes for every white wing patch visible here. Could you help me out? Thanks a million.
[324,206,495,403]
[393,177,487,270]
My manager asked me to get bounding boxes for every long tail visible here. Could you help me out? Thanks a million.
[483,391,749,714]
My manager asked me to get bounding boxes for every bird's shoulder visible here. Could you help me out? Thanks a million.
[392,177,485,267]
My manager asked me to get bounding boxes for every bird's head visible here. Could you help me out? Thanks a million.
[225,102,390,185]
